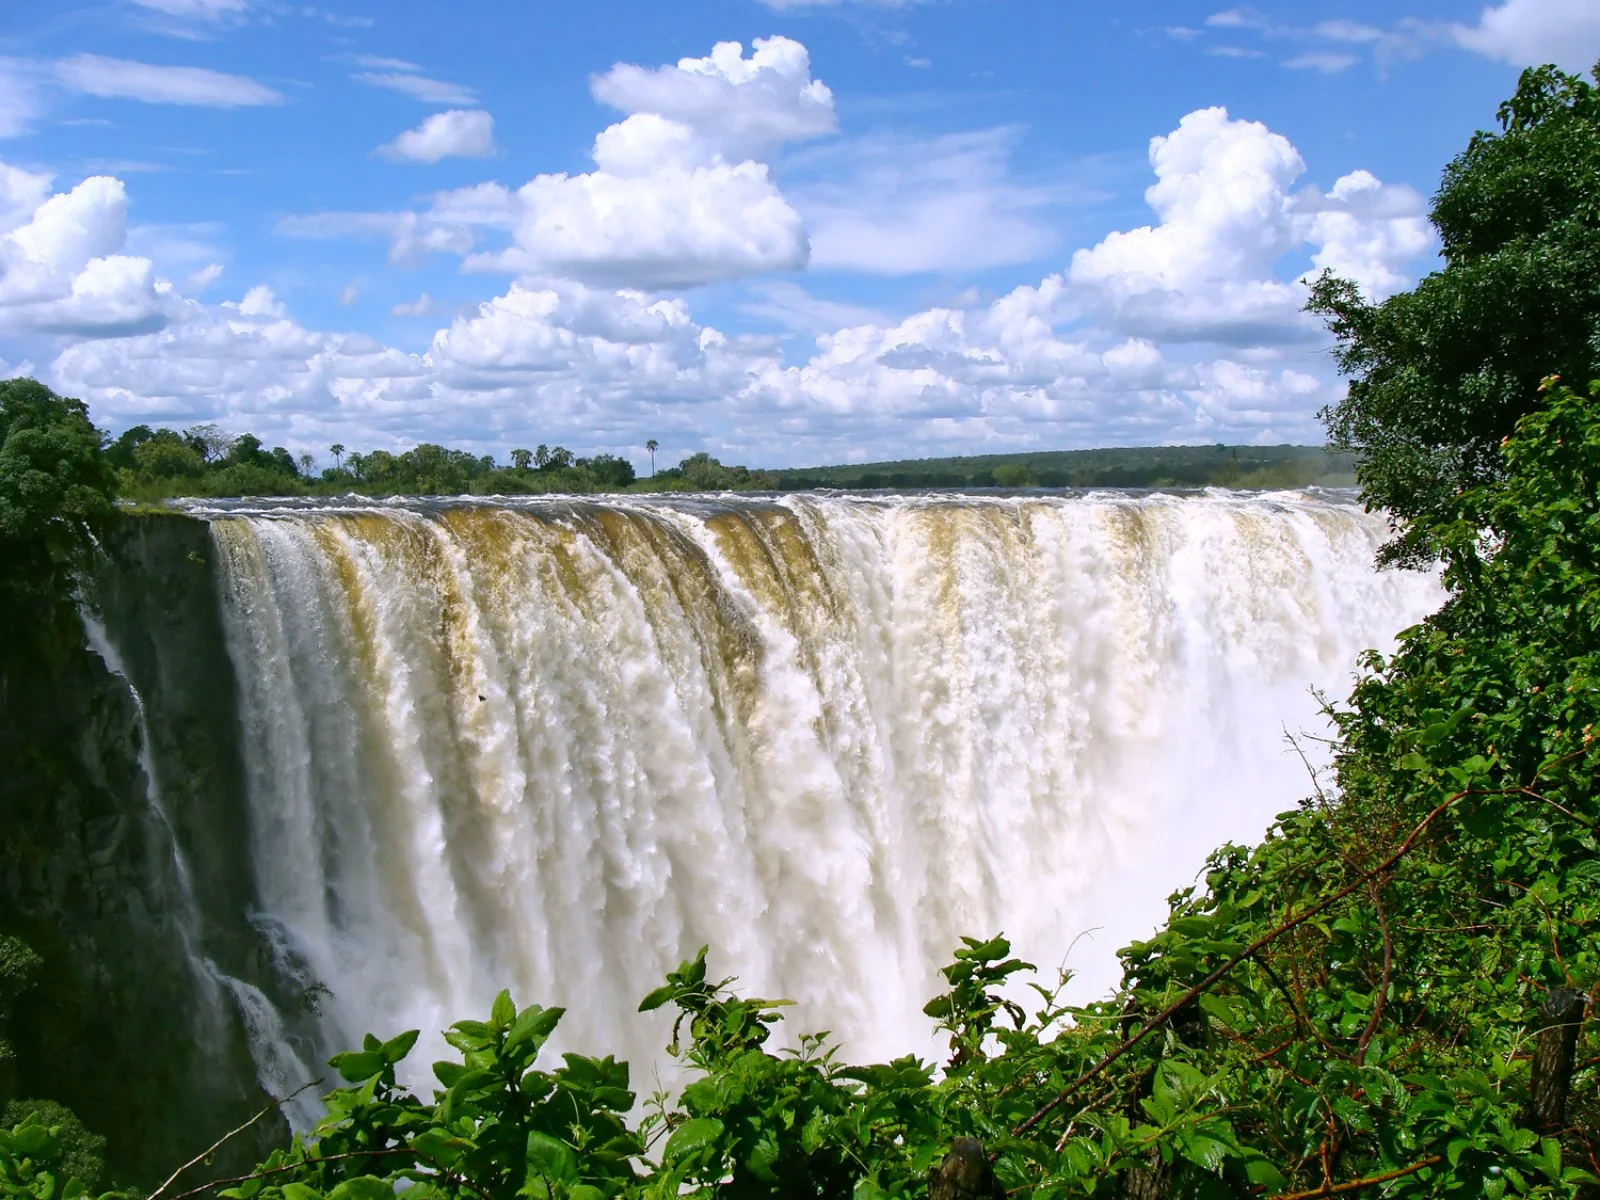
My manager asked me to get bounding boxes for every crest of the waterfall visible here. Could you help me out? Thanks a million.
[203,491,1442,1083]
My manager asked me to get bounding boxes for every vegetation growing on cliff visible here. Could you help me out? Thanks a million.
[0,378,117,605]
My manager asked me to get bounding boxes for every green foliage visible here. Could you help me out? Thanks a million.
[1,1104,107,1194]
[0,379,117,602]
[1309,59,1600,566]
[0,938,42,1089]
[988,464,1034,488]
[647,453,778,493]
[0,1107,118,1200]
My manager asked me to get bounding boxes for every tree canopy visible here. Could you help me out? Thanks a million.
[0,379,117,606]
[1309,60,1600,566]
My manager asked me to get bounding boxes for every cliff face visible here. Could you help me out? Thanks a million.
[0,513,298,1185]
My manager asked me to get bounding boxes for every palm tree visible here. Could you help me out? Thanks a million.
[330,443,346,471]
[646,439,659,477]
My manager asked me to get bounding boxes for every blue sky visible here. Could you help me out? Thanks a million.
[0,0,1596,470]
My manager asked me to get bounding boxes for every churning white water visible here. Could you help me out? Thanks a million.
[198,490,1440,1078]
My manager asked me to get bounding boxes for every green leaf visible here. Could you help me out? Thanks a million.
[1244,1157,1287,1190]
[10,1125,53,1159]
[524,1132,577,1185]
[327,1051,384,1082]
[506,1004,564,1053]
[380,1030,420,1065]
[327,1177,393,1200]
[663,1117,725,1164]
[491,989,516,1028]
[637,985,676,1013]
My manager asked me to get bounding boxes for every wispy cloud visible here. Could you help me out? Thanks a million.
[55,54,283,106]
[1313,19,1385,44]
[1284,51,1359,73]
[0,58,44,138]
[340,54,420,71]
[353,72,475,104]
[127,0,248,18]
[390,293,434,317]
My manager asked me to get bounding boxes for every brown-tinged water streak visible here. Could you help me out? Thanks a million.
[193,489,1441,1080]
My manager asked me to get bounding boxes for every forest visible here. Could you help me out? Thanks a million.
[105,425,781,500]
[103,424,1346,503]
[773,445,1355,492]
[2,57,1599,1200]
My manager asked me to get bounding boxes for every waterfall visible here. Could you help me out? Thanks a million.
[81,615,322,1130]
[198,489,1441,1077]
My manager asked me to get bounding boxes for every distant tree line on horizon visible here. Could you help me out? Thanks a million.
[11,410,1369,502]
[84,416,1358,502]
[775,442,1358,491]
[100,421,780,500]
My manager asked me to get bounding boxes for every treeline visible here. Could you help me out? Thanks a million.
[777,443,1356,491]
[106,424,778,501]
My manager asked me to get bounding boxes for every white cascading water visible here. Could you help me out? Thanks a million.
[81,615,322,1128]
[199,490,1440,1080]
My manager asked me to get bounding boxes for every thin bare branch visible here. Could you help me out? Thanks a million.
[1011,788,1474,1141]
[148,1080,323,1200]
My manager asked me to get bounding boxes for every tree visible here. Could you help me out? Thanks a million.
[1308,59,1600,566]
[183,423,234,464]
[0,379,117,603]
[509,448,532,472]
[105,425,155,472]
[645,439,658,477]
[330,444,346,471]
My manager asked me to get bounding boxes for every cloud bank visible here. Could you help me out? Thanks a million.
[1,38,1441,467]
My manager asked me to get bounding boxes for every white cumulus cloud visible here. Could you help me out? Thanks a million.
[380,110,496,163]
[25,100,1440,464]
[591,36,836,162]
[0,171,173,337]
[1299,170,1432,300]
[1069,107,1431,344]
[322,37,837,289]
[1453,0,1600,71]
[0,161,53,232]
